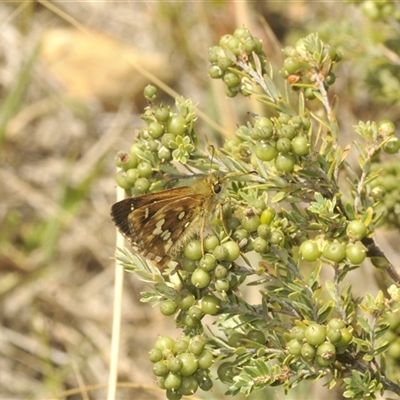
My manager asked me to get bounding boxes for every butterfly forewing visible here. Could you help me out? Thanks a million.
[110,186,192,240]
[110,173,226,269]
[129,195,206,265]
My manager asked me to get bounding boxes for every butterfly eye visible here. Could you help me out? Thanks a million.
[213,183,222,193]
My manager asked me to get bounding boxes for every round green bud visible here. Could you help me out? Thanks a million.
[305,324,326,346]
[188,305,204,321]
[148,347,163,363]
[254,117,274,133]
[155,107,170,123]
[247,329,265,344]
[276,137,292,153]
[301,342,316,361]
[217,362,234,383]
[327,318,346,331]
[378,119,396,137]
[134,177,150,194]
[203,235,220,251]
[198,349,214,370]
[257,223,270,239]
[166,389,182,400]
[241,212,260,233]
[155,336,175,351]
[283,57,301,74]
[191,268,211,289]
[182,257,198,273]
[213,245,229,261]
[117,152,138,170]
[173,337,189,354]
[287,339,302,356]
[137,161,153,178]
[304,87,316,100]
[260,208,275,225]
[214,279,230,292]
[299,240,321,262]
[325,72,336,86]
[177,375,198,396]
[316,342,336,366]
[143,84,157,101]
[255,142,278,162]
[148,121,164,139]
[125,168,139,185]
[189,335,207,356]
[167,114,186,136]
[200,295,221,315]
[290,326,305,341]
[281,124,296,139]
[177,352,198,376]
[346,242,366,265]
[214,264,229,279]
[199,376,213,391]
[160,299,178,316]
[199,253,217,272]
[269,230,285,245]
[322,241,346,263]
[326,327,342,345]
[158,146,172,161]
[182,314,198,328]
[275,153,296,172]
[253,237,269,253]
[184,239,203,261]
[223,240,241,262]
[346,220,367,241]
[208,64,224,79]
[176,291,195,311]
[164,372,182,390]
[153,360,169,376]
[383,137,400,154]
[168,357,183,373]
[291,136,310,156]
[223,72,241,88]
[115,170,133,190]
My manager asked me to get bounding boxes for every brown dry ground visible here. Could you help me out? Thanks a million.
[0,2,398,400]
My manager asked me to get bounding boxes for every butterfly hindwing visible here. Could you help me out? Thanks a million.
[110,186,192,240]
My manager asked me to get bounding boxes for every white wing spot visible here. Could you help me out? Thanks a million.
[178,211,185,220]
[152,219,165,235]
[144,208,149,219]
[161,230,171,241]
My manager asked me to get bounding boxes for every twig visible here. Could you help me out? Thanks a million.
[337,352,400,396]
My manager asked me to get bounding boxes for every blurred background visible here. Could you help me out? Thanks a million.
[1,1,399,399]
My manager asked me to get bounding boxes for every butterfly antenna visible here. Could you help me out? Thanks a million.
[207,143,216,172]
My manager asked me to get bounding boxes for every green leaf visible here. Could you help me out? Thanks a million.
[374,322,390,340]
[272,190,290,203]
[325,280,337,301]
[308,264,322,290]
[317,300,335,322]
[371,340,391,357]
[357,315,372,334]
[353,337,371,353]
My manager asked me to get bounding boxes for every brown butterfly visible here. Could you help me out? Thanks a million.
[110,173,226,269]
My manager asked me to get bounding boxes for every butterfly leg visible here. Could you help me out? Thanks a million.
[217,200,234,238]
[199,215,206,257]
